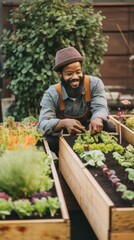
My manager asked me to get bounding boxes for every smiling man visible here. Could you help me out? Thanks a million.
[38,47,115,155]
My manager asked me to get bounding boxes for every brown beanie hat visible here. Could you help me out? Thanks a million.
[52,47,84,72]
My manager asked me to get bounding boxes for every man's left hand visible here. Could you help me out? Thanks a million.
[89,118,103,134]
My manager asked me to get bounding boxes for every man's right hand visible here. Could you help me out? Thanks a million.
[54,118,86,135]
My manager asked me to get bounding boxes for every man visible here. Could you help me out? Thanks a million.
[38,47,115,154]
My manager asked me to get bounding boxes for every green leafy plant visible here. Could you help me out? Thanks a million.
[47,196,60,217]
[80,149,106,167]
[13,199,34,219]
[116,184,134,201]
[0,0,108,120]
[0,146,53,199]
[125,168,134,182]
[0,198,13,219]
[33,197,48,217]
[113,144,134,168]
[0,195,60,219]
[73,130,124,154]
[126,116,134,131]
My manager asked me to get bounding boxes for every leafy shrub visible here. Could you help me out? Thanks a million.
[0,146,53,199]
[0,0,108,120]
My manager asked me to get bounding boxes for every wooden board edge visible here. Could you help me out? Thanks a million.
[43,139,70,222]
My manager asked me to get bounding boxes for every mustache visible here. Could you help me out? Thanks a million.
[67,79,80,84]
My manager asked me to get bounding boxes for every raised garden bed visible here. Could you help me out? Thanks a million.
[109,115,134,146]
[59,134,134,240]
[0,126,70,240]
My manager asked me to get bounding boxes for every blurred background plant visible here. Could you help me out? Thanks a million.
[0,0,108,120]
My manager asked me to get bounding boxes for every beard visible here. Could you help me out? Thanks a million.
[61,75,84,98]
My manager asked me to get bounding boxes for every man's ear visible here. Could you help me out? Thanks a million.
[57,72,62,78]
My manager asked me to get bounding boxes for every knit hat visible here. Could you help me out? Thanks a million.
[52,47,84,71]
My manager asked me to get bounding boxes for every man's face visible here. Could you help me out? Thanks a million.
[60,62,83,88]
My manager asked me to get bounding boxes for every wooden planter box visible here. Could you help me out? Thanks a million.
[0,140,70,240]
[59,135,134,240]
[109,115,134,146]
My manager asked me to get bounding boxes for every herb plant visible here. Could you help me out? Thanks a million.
[0,146,53,199]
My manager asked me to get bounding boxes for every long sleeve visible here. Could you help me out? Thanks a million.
[38,85,61,135]
[90,76,109,121]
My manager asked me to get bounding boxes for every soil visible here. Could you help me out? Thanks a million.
[64,135,134,208]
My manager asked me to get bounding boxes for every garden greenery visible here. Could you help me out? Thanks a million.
[0,0,108,120]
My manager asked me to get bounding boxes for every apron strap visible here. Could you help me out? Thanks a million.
[55,75,91,112]
[84,75,91,103]
[55,82,65,111]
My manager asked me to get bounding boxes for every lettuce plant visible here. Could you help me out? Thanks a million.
[13,199,34,219]
[0,198,13,219]
[34,197,48,217]
[47,197,60,217]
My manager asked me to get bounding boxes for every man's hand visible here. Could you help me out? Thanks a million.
[89,118,103,134]
[54,119,86,135]
[64,119,86,134]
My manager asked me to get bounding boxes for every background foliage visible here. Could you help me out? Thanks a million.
[0,0,108,121]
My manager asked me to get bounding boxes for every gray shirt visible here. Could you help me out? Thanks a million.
[38,75,109,135]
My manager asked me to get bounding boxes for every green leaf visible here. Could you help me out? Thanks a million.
[13,199,34,219]
[122,190,134,201]
[34,197,48,217]
[0,199,13,219]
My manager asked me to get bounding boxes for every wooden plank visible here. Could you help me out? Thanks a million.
[95,6,129,31]
[105,32,129,55]
[59,136,114,240]
[100,56,130,79]
[43,139,70,221]
[129,32,134,53]
[0,220,70,240]
[110,232,134,240]
[111,208,134,232]
[109,115,134,146]
[103,78,134,91]
[130,6,134,30]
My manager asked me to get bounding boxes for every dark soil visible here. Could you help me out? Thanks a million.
[64,135,134,208]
